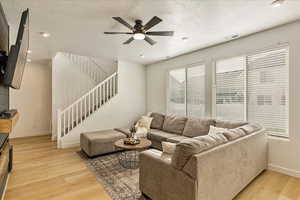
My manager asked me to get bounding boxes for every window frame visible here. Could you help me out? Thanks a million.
[166,62,206,117]
[212,45,290,138]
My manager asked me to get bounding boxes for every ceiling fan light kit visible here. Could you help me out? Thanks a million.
[104,16,174,45]
[133,33,145,40]
[271,0,285,7]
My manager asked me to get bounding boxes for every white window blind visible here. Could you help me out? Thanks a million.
[187,65,206,118]
[167,68,186,116]
[167,65,206,117]
[247,48,289,137]
[216,56,246,121]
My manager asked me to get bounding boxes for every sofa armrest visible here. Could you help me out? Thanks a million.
[183,129,268,200]
[139,149,196,200]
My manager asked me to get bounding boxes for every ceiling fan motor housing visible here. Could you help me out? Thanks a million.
[134,20,144,33]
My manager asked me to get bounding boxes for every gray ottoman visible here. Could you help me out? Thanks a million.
[80,129,126,157]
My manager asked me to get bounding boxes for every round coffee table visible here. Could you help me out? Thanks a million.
[114,138,152,169]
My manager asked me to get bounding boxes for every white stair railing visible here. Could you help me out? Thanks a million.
[57,72,118,148]
[65,53,109,83]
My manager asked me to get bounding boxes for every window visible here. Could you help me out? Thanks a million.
[247,48,289,137]
[167,64,206,118]
[215,47,289,137]
[216,56,246,121]
[167,68,186,116]
[256,95,272,105]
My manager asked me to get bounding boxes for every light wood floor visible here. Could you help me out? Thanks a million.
[4,135,300,200]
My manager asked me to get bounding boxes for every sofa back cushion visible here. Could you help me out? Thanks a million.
[182,118,215,137]
[215,120,248,129]
[239,123,262,134]
[150,112,165,129]
[171,134,227,170]
[222,128,246,141]
[162,115,187,135]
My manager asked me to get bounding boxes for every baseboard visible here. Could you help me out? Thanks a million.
[61,140,80,148]
[268,164,300,178]
[9,130,51,139]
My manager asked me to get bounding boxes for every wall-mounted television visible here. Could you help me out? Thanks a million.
[4,9,29,89]
[0,2,29,89]
[0,2,9,73]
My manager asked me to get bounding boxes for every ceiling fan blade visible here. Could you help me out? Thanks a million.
[123,37,134,44]
[143,16,162,31]
[104,32,132,35]
[112,17,134,30]
[146,31,174,36]
[144,36,156,46]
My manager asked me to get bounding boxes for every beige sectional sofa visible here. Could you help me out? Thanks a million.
[81,112,268,200]
[138,112,268,200]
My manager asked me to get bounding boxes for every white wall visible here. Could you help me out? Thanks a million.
[52,53,98,138]
[10,62,52,138]
[61,60,146,147]
[146,21,300,178]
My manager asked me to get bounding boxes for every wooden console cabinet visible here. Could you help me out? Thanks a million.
[0,113,19,134]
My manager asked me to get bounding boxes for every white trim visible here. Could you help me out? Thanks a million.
[213,45,290,138]
[166,62,206,117]
[60,140,80,148]
[268,164,300,178]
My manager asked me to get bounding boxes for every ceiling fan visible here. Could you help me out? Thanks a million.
[104,16,174,45]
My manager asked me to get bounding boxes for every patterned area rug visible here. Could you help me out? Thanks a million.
[78,151,147,200]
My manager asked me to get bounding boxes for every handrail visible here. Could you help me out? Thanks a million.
[65,52,109,83]
[89,58,109,76]
[61,72,117,113]
[57,71,118,146]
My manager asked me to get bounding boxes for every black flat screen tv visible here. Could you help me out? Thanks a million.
[0,3,9,55]
[4,9,29,89]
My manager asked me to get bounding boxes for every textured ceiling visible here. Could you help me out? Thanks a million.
[1,0,300,65]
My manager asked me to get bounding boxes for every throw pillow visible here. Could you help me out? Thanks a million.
[207,126,229,143]
[208,125,228,135]
[162,142,176,155]
[136,116,153,130]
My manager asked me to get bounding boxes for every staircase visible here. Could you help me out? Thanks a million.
[64,52,109,83]
[56,72,118,148]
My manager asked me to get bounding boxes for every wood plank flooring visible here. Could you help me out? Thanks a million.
[4,135,300,200]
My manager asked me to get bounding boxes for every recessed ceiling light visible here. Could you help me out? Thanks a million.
[140,54,145,58]
[181,37,189,41]
[40,32,51,38]
[271,0,285,7]
[27,50,32,54]
[27,58,32,63]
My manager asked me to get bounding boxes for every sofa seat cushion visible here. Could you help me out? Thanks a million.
[162,115,188,135]
[114,128,131,137]
[148,129,177,142]
[215,120,248,129]
[150,112,165,129]
[167,136,190,143]
[82,130,125,143]
[183,118,216,137]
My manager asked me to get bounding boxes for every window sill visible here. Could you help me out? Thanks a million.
[268,134,290,142]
